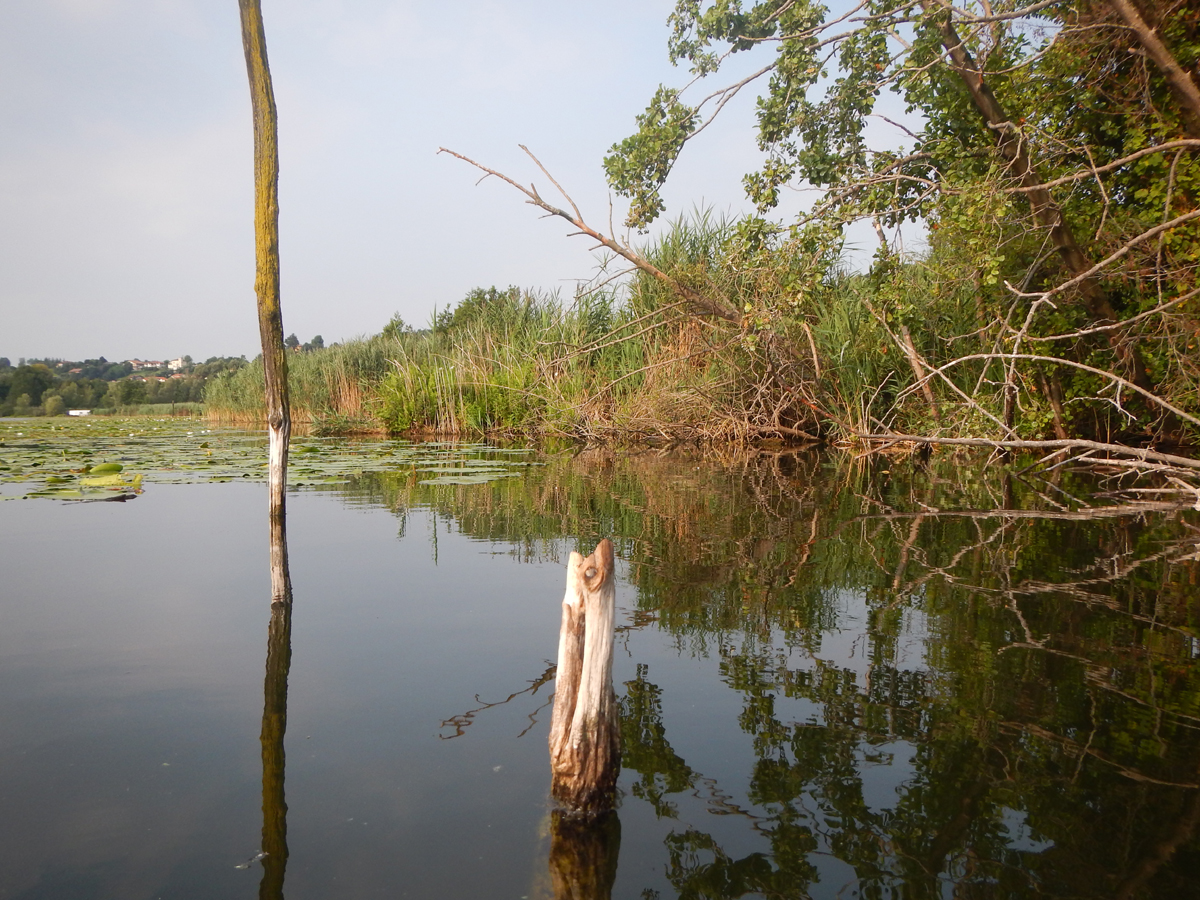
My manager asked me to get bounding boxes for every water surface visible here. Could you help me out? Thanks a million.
[1,436,1198,899]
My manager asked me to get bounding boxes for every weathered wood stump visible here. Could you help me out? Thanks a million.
[549,539,621,813]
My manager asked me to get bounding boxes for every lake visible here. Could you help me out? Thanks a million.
[2,421,1199,898]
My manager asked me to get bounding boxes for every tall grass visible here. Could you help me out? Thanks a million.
[204,216,928,442]
[208,207,1183,445]
[205,338,395,432]
[93,402,206,417]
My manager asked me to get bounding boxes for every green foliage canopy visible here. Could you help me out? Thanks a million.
[605,0,1200,280]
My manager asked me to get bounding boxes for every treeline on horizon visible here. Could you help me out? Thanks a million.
[0,355,248,417]
[0,331,332,419]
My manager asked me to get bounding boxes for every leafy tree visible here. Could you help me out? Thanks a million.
[43,395,66,417]
[381,314,411,340]
[599,0,1200,441]
[104,361,133,381]
[10,364,56,407]
[111,378,147,406]
[435,286,525,333]
[284,333,300,350]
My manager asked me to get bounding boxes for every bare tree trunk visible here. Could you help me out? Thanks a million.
[900,324,941,424]
[1106,0,1200,137]
[549,540,621,813]
[925,3,1154,391]
[239,0,290,516]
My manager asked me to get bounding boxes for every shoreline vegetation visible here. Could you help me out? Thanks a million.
[203,213,1199,465]
[7,0,1200,492]
[0,356,245,419]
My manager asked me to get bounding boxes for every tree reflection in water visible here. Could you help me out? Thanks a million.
[259,508,292,900]
[549,811,621,900]
[337,450,1200,898]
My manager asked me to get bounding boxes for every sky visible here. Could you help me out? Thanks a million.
[0,0,913,363]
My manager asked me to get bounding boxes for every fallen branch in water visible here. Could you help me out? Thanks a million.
[854,433,1200,472]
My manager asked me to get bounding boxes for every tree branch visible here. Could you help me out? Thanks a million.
[438,147,741,325]
[1106,0,1200,137]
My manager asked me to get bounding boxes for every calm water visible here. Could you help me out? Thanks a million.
[1,442,1199,899]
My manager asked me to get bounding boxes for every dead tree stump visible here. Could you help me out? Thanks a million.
[549,539,621,813]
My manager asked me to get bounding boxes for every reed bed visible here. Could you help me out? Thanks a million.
[93,402,207,417]
[205,211,1200,447]
[202,218,917,443]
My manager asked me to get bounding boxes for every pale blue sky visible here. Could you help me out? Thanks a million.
[1,0,913,362]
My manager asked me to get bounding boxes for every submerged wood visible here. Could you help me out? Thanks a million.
[549,539,621,813]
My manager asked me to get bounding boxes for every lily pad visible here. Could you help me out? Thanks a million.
[1,418,537,499]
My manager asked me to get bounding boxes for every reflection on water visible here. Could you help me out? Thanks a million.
[549,810,621,900]
[333,448,1200,898]
[0,443,1198,898]
[260,509,292,900]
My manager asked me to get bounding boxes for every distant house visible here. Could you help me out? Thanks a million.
[168,358,185,371]
[126,359,165,371]
[169,373,186,380]
[67,409,91,417]
[68,368,83,375]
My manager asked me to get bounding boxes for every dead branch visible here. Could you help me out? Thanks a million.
[439,662,557,739]
[900,352,1200,430]
[1007,208,1200,305]
[1022,285,1200,342]
[438,146,741,325]
[855,432,1200,472]
[931,0,1064,25]
[1009,140,1200,192]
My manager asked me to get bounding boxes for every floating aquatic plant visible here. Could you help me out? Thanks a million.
[0,418,537,500]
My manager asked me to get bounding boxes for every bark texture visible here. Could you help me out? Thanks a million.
[1106,0,1200,137]
[549,539,621,813]
[238,0,290,516]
